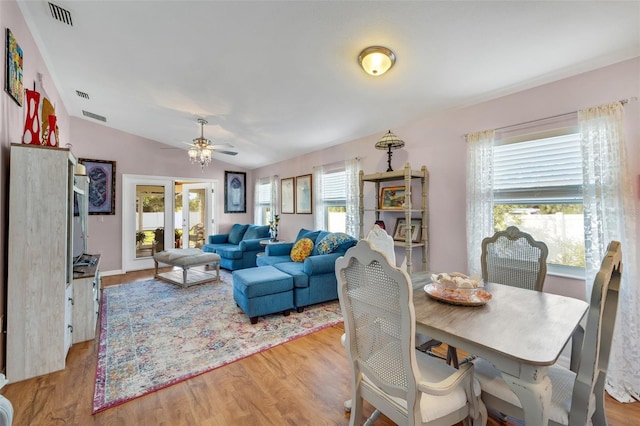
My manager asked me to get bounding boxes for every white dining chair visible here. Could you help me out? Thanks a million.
[336,239,487,425]
[481,225,549,292]
[473,240,622,426]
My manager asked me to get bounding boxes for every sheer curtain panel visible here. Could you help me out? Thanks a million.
[344,158,360,238]
[579,102,639,402]
[466,130,495,276]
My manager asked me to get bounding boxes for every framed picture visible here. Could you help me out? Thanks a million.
[296,174,312,214]
[5,28,23,106]
[393,218,422,243]
[281,177,295,214]
[224,171,247,213]
[79,158,116,215]
[380,186,405,210]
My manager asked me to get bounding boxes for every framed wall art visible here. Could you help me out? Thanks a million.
[79,158,116,215]
[224,171,247,213]
[295,174,312,214]
[380,186,405,210]
[5,28,23,106]
[392,218,422,243]
[281,177,295,214]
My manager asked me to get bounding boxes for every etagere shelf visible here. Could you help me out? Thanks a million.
[358,162,428,273]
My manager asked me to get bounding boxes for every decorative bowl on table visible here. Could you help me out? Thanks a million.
[424,272,492,306]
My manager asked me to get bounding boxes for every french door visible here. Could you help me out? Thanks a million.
[122,175,218,272]
[179,183,213,249]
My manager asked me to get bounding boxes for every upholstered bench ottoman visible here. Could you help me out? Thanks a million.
[153,248,220,287]
[233,266,294,324]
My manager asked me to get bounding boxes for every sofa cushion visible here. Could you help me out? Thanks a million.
[243,225,269,240]
[228,224,249,244]
[216,246,243,260]
[273,262,310,288]
[318,232,358,254]
[295,228,321,243]
[291,238,314,262]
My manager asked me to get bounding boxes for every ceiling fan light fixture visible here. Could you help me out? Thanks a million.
[189,118,213,170]
[358,46,396,76]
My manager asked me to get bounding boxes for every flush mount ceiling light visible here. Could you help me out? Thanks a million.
[358,46,396,76]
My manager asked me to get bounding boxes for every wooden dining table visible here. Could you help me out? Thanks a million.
[410,272,589,426]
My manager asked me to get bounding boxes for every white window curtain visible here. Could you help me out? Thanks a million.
[270,174,278,216]
[579,102,639,402]
[313,165,325,231]
[344,158,360,238]
[466,130,495,276]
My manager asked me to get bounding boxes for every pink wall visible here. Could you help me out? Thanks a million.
[69,117,253,271]
[254,57,640,300]
[2,0,638,298]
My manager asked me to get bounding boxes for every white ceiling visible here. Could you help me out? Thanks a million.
[18,1,640,169]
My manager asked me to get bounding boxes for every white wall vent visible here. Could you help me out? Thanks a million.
[75,90,89,99]
[48,2,73,26]
[82,110,106,122]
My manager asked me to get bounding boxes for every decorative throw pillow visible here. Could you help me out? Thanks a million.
[290,238,314,262]
[316,233,357,255]
[228,224,249,245]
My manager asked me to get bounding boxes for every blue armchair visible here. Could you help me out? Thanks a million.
[202,224,270,270]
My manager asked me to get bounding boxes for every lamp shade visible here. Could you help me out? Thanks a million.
[358,46,396,76]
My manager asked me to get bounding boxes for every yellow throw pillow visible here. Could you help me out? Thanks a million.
[290,238,314,262]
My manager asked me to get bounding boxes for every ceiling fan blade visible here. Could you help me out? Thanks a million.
[215,150,238,156]
[211,142,234,148]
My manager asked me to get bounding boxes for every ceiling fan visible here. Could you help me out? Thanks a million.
[186,118,238,158]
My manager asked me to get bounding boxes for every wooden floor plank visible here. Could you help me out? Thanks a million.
[2,268,638,425]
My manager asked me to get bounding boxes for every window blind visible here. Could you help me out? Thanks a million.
[322,170,346,201]
[494,133,583,203]
[257,179,271,204]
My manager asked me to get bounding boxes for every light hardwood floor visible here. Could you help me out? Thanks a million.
[2,269,638,425]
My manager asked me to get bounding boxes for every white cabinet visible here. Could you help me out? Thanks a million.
[72,255,101,343]
[358,162,429,272]
[6,144,77,382]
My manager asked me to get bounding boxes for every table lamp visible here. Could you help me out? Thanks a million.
[375,130,405,172]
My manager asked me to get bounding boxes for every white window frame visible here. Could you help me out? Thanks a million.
[493,128,585,278]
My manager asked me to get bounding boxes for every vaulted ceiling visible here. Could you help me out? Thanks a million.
[18,1,640,169]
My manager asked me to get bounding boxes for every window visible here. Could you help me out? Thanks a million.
[255,177,273,225]
[493,132,585,273]
[319,167,347,233]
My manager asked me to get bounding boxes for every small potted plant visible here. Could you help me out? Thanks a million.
[174,228,183,248]
[269,214,280,242]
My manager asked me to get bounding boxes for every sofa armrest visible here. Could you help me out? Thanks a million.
[208,234,229,244]
[266,243,294,256]
[239,239,264,251]
[303,253,344,275]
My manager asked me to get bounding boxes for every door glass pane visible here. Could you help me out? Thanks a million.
[136,185,165,258]
[187,187,206,248]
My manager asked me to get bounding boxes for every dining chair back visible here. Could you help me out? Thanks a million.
[474,240,622,426]
[336,239,486,425]
[481,226,548,291]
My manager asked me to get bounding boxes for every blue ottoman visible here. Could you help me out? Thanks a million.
[233,266,294,324]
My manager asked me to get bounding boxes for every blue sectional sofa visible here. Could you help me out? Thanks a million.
[202,224,270,270]
[254,228,357,311]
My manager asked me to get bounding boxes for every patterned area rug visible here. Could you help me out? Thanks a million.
[92,270,343,413]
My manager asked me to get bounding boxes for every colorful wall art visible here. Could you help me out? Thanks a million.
[5,28,23,106]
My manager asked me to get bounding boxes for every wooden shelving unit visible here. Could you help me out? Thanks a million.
[358,162,428,272]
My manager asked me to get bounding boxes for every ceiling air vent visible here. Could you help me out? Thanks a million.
[48,2,73,26]
[75,90,89,100]
[82,110,106,123]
